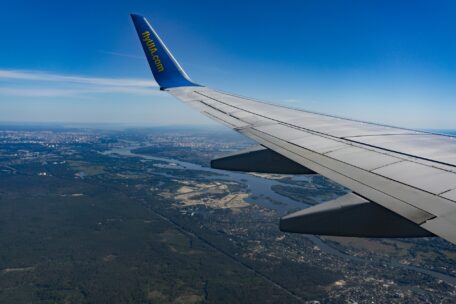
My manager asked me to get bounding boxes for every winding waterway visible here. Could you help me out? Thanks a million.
[105,146,318,215]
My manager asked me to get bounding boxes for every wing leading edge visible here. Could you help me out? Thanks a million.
[131,14,456,245]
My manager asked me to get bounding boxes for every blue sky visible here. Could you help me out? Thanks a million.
[1,0,456,128]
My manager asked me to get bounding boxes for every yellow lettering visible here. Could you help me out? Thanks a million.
[140,31,165,72]
[153,55,164,72]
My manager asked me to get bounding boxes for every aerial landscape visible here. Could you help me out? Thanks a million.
[2,1,456,303]
[0,125,455,303]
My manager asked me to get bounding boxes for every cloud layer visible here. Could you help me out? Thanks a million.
[0,69,158,97]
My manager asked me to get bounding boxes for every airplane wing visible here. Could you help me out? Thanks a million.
[131,14,456,245]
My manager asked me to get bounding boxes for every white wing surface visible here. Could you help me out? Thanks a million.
[131,14,456,244]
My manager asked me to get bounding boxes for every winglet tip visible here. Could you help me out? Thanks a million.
[130,13,143,20]
[131,13,200,89]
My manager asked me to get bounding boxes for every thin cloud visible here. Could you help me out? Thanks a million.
[0,88,80,97]
[0,69,157,87]
[99,50,144,60]
[0,69,159,97]
[0,86,157,97]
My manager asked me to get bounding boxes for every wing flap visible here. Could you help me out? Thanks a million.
[349,134,456,168]
[421,215,456,245]
[442,189,456,201]
[373,161,456,195]
[326,146,401,171]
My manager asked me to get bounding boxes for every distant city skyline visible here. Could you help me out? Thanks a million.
[1,1,456,128]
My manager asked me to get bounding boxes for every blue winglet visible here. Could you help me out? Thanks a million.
[130,14,200,90]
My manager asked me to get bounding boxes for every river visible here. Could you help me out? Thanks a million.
[105,146,320,215]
